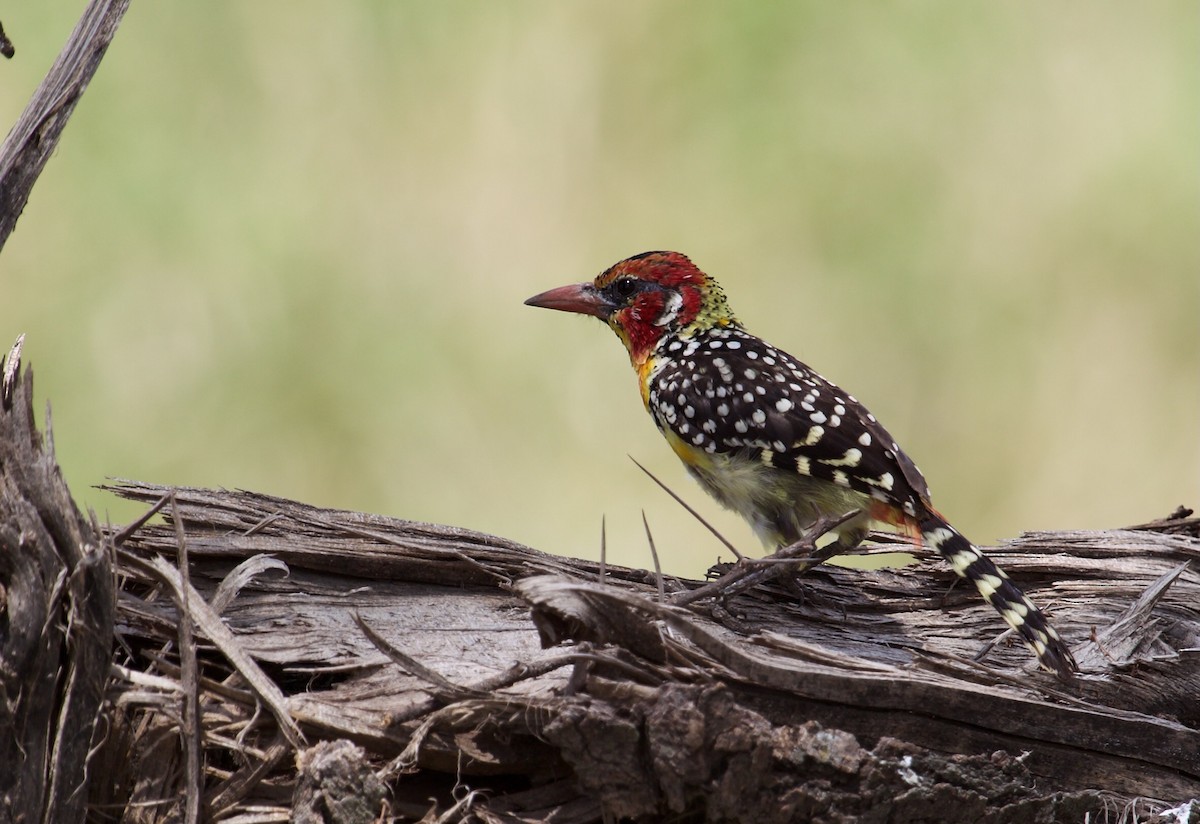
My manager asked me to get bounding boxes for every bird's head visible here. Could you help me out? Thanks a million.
[525,251,738,365]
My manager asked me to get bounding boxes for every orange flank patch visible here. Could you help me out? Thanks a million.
[869,499,922,548]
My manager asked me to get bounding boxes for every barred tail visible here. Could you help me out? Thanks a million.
[920,513,1076,679]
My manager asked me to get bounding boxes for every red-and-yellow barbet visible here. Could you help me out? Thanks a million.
[525,251,1075,678]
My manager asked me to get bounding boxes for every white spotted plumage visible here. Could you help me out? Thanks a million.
[527,250,1076,679]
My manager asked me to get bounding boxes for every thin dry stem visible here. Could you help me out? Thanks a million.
[630,455,745,561]
[641,510,666,603]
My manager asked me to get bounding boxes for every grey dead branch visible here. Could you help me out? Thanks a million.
[3,4,1200,823]
[3,339,1200,823]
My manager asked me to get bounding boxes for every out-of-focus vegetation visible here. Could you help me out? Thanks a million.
[0,4,1195,578]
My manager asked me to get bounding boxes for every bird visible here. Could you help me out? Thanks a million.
[525,250,1075,678]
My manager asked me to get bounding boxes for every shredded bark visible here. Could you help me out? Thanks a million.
[0,338,115,824]
[0,0,131,252]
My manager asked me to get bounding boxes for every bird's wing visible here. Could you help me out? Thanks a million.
[647,330,931,516]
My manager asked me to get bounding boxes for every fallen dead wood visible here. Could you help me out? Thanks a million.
[0,0,130,253]
[98,481,1200,819]
[1,337,1199,822]
[0,337,114,824]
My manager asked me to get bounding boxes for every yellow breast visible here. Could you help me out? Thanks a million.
[636,354,657,410]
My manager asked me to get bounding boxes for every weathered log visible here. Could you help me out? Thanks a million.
[0,339,115,824]
[0,0,130,253]
[0,6,128,820]
[93,478,1198,820]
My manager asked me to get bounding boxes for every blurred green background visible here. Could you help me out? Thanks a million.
[1,3,1196,579]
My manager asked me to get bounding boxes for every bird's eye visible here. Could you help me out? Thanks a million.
[613,278,638,299]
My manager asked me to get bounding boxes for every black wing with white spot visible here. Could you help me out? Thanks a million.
[649,326,931,515]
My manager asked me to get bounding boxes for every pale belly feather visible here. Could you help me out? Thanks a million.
[660,426,871,550]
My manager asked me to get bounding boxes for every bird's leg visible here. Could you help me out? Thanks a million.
[752,508,866,567]
[672,508,863,608]
[767,513,867,598]
[816,521,869,560]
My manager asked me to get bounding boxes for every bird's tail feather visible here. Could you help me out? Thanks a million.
[919,513,1075,679]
